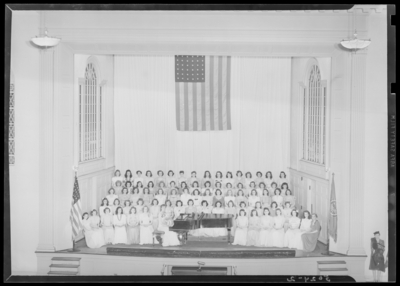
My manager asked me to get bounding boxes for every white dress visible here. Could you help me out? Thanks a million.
[112,214,127,244]
[284,217,301,247]
[158,214,180,247]
[82,219,105,248]
[232,216,248,246]
[139,213,154,245]
[257,215,274,247]
[290,218,312,250]
[101,213,114,243]
[89,216,106,247]
[271,216,286,248]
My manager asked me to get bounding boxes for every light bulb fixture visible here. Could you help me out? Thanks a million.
[31,30,61,48]
[340,7,371,52]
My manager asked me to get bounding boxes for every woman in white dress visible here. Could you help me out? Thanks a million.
[139,206,154,245]
[191,189,202,207]
[236,202,249,218]
[111,198,121,215]
[248,182,258,197]
[257,208,274,247]
[125,181,133,194]
[224,189,236,207]
[283,188,296,209]
[225,200,237,236]
[155,170,166,187]
[246,209,261,246]
[201,171,213,188]
[147,180,155,195]
[142,187,153,207]
[270,201,278,217]
[180,188,192,206]
[123,169,133,186]
[284,209,301,248]
[224,172,234,189]
[178,181,188,195]
[111,170,124,188]
[282,201,293,231]
[114,181,123,196]
[254,201,263,217]
[106,188,118,208]
[232,209,248,246]
[145,170,154,186]
[257,182,266,197]
[126,206,140,244]
[166,181,177,196]
[271,208,285,248]
[234,171,245,188]
[185,199,197,214]
[290,210,312,250]
[254,172,264,188]
[248,189,261,208]
[211,201,228,237]
[82,211,106,248]
[213,189,225,207]
[158,205,181,247]
[260,189,271,208]
[223,183,233,196]
[164,200,175,219]
[119,188,131,205]
[270,182,278,198]
[272,188,284,209]
[155,188,167,206]
[99,198,110,218]
[277,171,289,189]
[214,171,224,188]
[201,181,213,195]
[150,199,160,230]
[122,200,132,216]
[135,181,145,195]
[235,183,244,196]
[130,187,142,206]
[235,189,248,207]
[203,189,214,207]
[190,181,200,195]
[244,172,253,189]
[174,200,186,218]
[166,170,175,187]
[101,208,114,244]
[168,189,180,207]
[89,210,105,246]
[264,171,274,191]
[135,198,145,214]
[112,207,127,245]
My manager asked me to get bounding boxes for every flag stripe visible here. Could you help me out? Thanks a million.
[175,82,181,130]
[196,83,202,131]
[221,56,227,130]
[179,83,185,131]
[205,56,211,131]
[184,82,189,131]
[192,83,197,131]
[201,82,206,131]
[213,56,219,131]
[188,83,193,131]
[218,56,223,130]
[226,56,232,129]
[209,56,215,130]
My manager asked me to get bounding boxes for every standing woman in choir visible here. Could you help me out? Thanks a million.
[300,213,321,252]
[270,202,278,217]
[155,188,167,206]
[130,187,142,206]
[235,189,248,207]
[174,200,186,218]
[114,181,123,196]
[191,189,202,207]
[166,170,175,187]
[369,231,386,282]
[202,170,213,188]
[164,200,175,219]
[147,181,155,195]
[155,170,165,187]
[257,208,274,247]
[150,199,160,231]
[180,188,192,206]
[272,188,284,209]
[289,210,312,250]
[254,201,263,217]
[142,187,153,207]
[232,209,248,246]
[224,172,234,189]
[99,198,110,218]
[244,172,253,189]
[139,206,154,245]
[81,212,95,248]
[235,171,245,188]
[248,189,261,208]
[264,171,274,190]
[106,188,118,208]
[112,170,124,188]
[187,171,199,187]
[158,205,181,247]
[111,198,121,215]
[203,189,214,207]
[126,206,140,245]
[213,189,225,207]
[135,198,145,214]
[133,170,144,187]
[225,200,237,236]
[124,170,133,185]
[201,181,213,195]
[282,201,293,231]
[284,209,301,247]
[119,187,131,204]
[271,208,285,248]
[112,206,127,245]
[255,172,264,188]
[185,199,197,214]
[101,208,114,245]
[214,171,224,188]
[169,188,180,207]
[125,181,133,194]
[224,189,236,207]
[247,209,261,246]
[283,188,296,209]
[88,210,106,248]
[277,171,288,189]
[260,189,271,208]
[122,200,132,216]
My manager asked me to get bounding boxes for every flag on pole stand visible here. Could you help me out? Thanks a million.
[69,172,83,251]
[323,173,337,255]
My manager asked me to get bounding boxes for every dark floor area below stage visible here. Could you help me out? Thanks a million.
[59,237,345,258]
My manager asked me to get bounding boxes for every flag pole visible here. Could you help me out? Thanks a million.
[67,166,81,253]
[322,172,334,256]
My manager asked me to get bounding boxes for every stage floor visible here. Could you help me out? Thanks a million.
[66,237,345,259]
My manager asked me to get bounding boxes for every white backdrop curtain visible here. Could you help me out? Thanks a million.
[114,55,291,178]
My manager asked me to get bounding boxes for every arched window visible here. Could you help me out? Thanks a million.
[79,60,104,162]
[9,72,15,165]
[302,63,327,165]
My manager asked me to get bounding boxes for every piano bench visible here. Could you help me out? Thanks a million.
[152,231,165,247]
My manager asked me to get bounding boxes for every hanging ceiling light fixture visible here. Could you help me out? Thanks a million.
[31,29,61,48]
[340,7,371,51]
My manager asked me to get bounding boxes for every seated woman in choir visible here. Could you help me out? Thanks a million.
[201,170,213,188]
[284,209,301,248]
[177,170,187,188]
[130,187,142,206]
[260,189,271,208]
[225,200,237,235]
[300,213,321,252]
[174,200,186,218]
[142,187,153,206]
[164,200,175,219]
[122,199,132,216]
[235,171,245,188]
[214,181,223,196]
[235,189,248,207]
[99,198,110,218]
[158,205,180,247]
[119,187,131,204]
[111,170,124,188]
[272,188,284,208]
[271,208,286,248]
[213,189,225,207]
[254,171,264,188]
[190,181,201,194]
[101,207,114,244]
[166,170,175,187]
[139,206,154,245]
[257,207,274,247]
[202,189,214,207]
[147,181,155,195]
[191,189,202,207]
[254,201,263,217]
[167,181,177,195]
[185,199,198,214]
[257,182,266,197]
[244,172,253,189]
[111,198,121,215]
[81,212,102,249]
[123,169,133,186]
[126,206,140,245]
[270,202,278,217]
[283,188,296,208]
[224,189,236,207]
[150,199,160,230]
[188,171,199,187]
[145,170,154,187]
[277,171,289,189]
[114,180,123,196]
[133,170,144,187]
[201,181,213,195]
[112,206,127,245]
[214,171,224,188]
[106,188,118,207]
[232,209,248,246]
[135,198,145,214]
[89,210,106,248]
[224,172,234,189]
[224,182,234,196]
[155,188,167,206]
[248,181,258,197]
[282,201,293,231]
[246,209,261,246]
[248,189,261,208]
[180,188,192,206]
[125,181,133,194]
[289,210,312,249]
[168,188,180,207]
[155,170,166,187]
[265,171,274,190]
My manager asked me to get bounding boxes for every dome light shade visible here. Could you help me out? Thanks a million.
[340,33,371,50]
[31,30,61,48]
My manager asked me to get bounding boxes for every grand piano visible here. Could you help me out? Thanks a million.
[170,213,235,244]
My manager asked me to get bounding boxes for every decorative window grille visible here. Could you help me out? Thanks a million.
[79,62,103,162]
[9,76,15,165]
[302,65,327,165]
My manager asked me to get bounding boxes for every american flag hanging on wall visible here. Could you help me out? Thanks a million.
[70,175,83,241]
[175,55,231,131]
